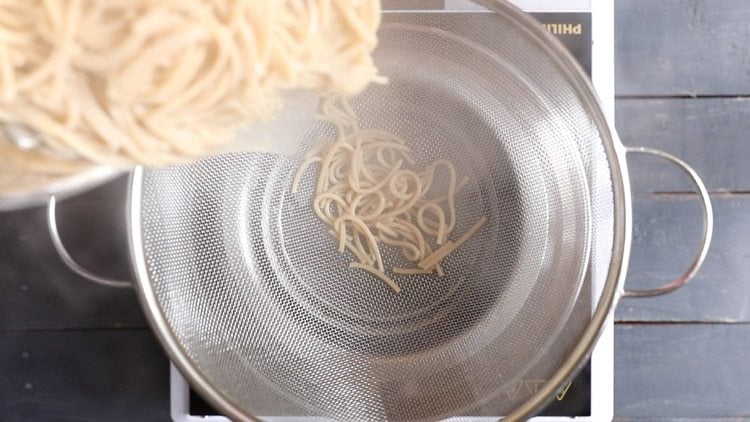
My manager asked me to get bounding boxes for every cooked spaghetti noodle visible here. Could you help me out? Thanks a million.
[292,95,487,292]
[0,0,384,183]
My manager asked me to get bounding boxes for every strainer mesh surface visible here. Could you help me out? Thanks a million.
[135,5,614,421]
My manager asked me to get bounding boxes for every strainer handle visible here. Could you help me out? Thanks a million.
[621,146,714,298]
[47,195,132,289]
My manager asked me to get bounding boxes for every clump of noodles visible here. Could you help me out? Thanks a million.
[292,96,487,292]
[0,0,384,191]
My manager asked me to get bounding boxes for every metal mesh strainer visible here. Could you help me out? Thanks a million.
[131,2,614,421]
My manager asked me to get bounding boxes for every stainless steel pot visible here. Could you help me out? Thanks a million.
[38,1,713,420]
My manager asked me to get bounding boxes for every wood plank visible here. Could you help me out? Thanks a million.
[615,0,750,96]
[616,195,750,323]
[0,328,169,421]
[0,176,147,331]
[616,97,750,192]
[614,323,750,418]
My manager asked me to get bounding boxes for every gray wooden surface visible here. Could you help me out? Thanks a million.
[614,324,750,419]
[0,329,169,422]
[614,0,750,419]
[616,0,750,96]
[1,0,749,420]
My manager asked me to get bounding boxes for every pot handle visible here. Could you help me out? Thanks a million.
[621,146,714,298]
[47,195,132,289]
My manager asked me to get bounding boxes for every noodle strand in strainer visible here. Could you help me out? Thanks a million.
[292,95,487,292]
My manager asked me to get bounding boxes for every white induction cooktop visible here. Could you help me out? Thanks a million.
[169,1,615,420]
